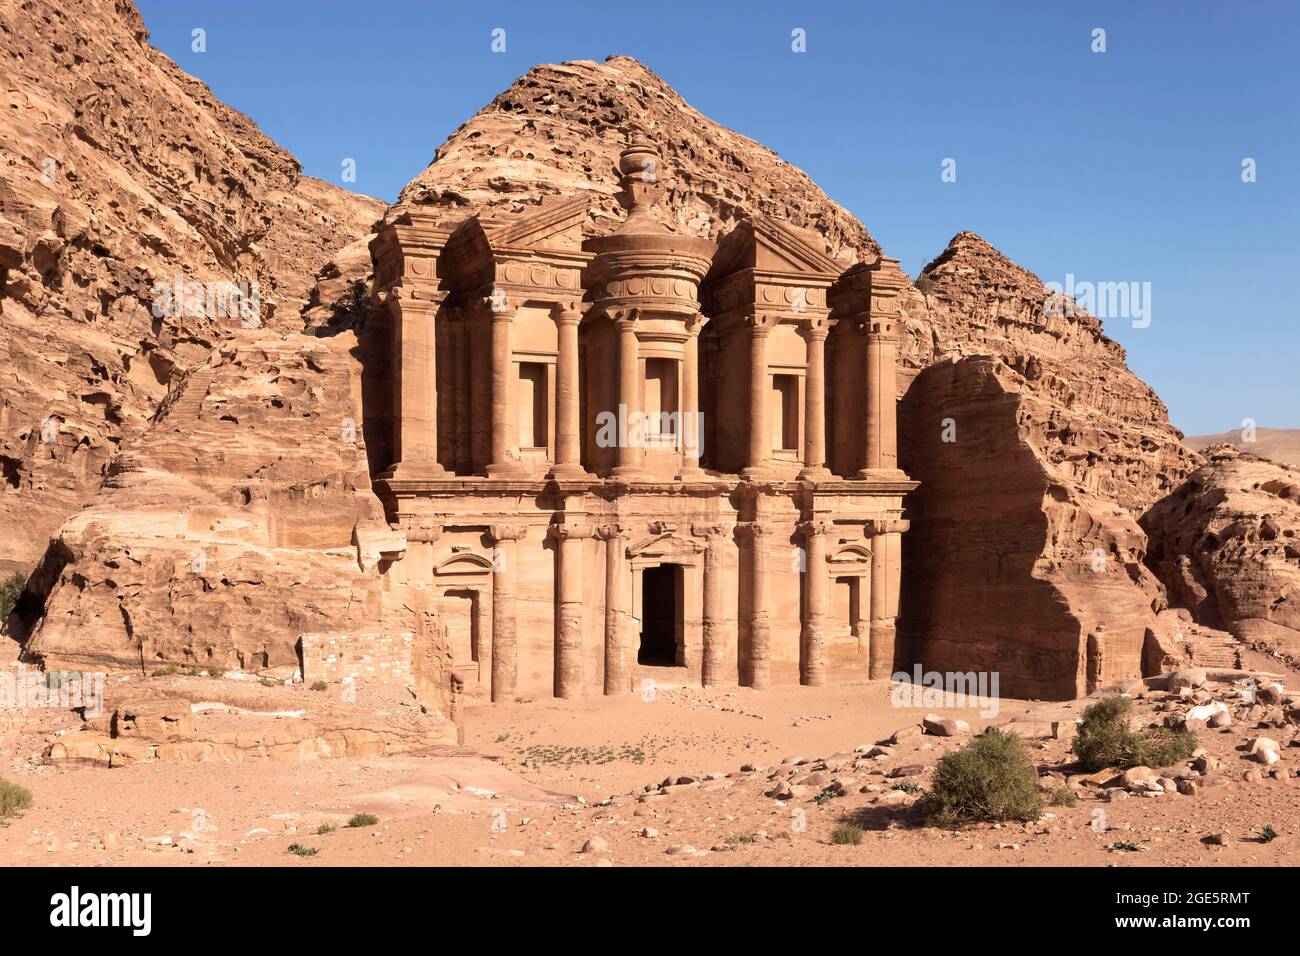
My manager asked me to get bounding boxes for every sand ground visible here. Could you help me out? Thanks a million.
[3,659,1299,868]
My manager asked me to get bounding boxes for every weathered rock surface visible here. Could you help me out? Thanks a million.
[15,332,448,690]
[1186,428,1300,468]
[1142,446,1300,659]
[0,0,383,575]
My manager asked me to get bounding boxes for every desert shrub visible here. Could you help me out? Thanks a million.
[891,780,921,794]
[1258,825,1278,843]
[0,777,33,820]
[309,681,328,692]
[150,664,178,677]
[316,824,336,835]
[0,572,24,620]
[347,813,378,828]
[830,824,863,845]
[286,843,318,857]
[1049,785,1078,808]
[921,728,1044,827]
[1073,696,1197,772]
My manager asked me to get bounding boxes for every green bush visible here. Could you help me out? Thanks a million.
[309,681,328,692]
[347,813,378,828]
[316,824,336,835]
[921,728,1044,827]
[0,777,33,820]
[1072,696,1197,773]
[0,572,25,619]
[286,843,319,857]
[1049,785,1078,807]
[830,823,864,845]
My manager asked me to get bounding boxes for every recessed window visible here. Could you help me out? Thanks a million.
[772,374,799,451]
[518,362,547,449]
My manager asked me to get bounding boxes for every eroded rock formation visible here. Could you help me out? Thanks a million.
[0,0,383,574]
[17,333,448,695]
[1143,446,1300,658]
[896,234,1200,697]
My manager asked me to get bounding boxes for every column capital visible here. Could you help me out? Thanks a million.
[685,312,710,335]
[797,519,834,539]
[737,520,775,541]
[798,318,830,341]
[548,521,596,542]
[611,306,642,329]
[863,316,900,341]
[744,310,777,335]
[488,523,529,544]
[866,518,909,536]
[402,519,443,543]
[479,287,515,320]
[691,521,735,542]
[550,300,584,326]
[594,523,630,542]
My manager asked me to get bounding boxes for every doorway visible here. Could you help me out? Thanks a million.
[639,564,681,665]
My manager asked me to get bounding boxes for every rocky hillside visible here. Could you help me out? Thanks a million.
[16,331,431,678]
[0,0,383,576]
[1186,428,1300,468]
[1143,445,1300,660]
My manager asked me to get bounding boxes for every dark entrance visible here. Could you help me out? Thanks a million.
[639,564,680,666]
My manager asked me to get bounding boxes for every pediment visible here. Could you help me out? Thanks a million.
[706,216,842,285]
[486,195,590,252]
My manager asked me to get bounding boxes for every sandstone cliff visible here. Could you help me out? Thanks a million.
[897,234,1201,696]
[0,0,383,575]
[1142,446,1300,660]
[15,332,435,678]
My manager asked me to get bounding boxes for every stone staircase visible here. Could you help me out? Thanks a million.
[1183,625,1242,669]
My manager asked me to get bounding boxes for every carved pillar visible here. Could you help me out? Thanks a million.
[486,297,523,477]
[799,519,831,686]
[798,323,830,479]
[550,522,594,699]
[597,524,631,695]
[389,291,448,478]
[868,519,908,678]
[743,315,772,479]
[693,522,734,687]
[676,316,707,479]
[740,521,774,688]
[549,302,588,479]
[488,524,527,700]
[860,317,900,477]
[612,311,645,480]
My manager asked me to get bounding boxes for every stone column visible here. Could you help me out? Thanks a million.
[612,310,645,480]
[693,522,734,687]
[676,316,707,479]
[488,524,527,701]
[798,323,830,479]
[859,317,900,477]
[550,522,594,699]
[597,524,631,695]
[740,521,773,688]
[868,519,907,679]
[743,314,772,479]
[549,302,588,479]
[389,291,448,478]
[799,519,831,686]
[486,296,523,477]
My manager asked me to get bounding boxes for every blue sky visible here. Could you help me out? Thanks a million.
[135,0,1299,436]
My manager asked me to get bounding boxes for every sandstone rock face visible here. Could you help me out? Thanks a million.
[1142,447,1300,658]
[1186,428,1300,468]
[0,0,383,575]
[15,332,450,697]
[396,56,877,264]
[900,357,1171,698]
